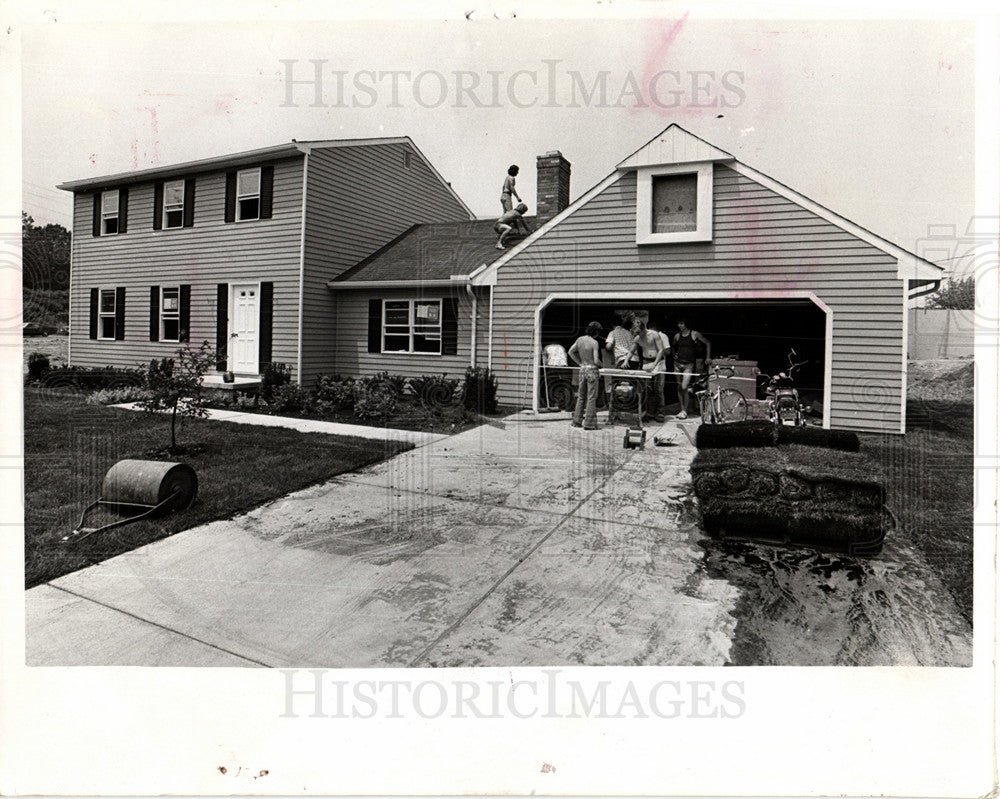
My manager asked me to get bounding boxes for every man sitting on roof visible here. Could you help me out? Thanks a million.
[494,203,532,250]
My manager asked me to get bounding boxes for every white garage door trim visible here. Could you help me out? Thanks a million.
[532,290,834,429]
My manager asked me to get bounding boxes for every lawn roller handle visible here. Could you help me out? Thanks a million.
[63,460,198,543]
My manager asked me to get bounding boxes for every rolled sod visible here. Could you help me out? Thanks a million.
[690,445,888,555]
[694,421,860,452]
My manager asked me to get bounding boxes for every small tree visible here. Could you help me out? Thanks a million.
[928,276,975,310]
[139,340,215,451]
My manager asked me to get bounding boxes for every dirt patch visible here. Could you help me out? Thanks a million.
[907,359,974,401]
[21,334,69,373]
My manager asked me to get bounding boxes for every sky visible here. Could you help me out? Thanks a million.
[14,5,980,262]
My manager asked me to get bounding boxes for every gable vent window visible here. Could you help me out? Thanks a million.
[635,163,713,244]
[652,174,697,233]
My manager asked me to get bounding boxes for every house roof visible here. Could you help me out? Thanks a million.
[473,123,944,284]
[55,136,471,220]
[329,218,534,287]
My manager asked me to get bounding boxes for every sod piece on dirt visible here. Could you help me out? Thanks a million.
[690,444,888,554]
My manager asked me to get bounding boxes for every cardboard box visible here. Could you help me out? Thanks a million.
[708,359,759,398]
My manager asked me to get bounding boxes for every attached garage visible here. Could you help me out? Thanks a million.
[537,293,829,423]
[471,125,943,434]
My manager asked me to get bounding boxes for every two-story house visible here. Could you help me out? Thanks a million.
[61,125,944,433]
[58,137,472,386]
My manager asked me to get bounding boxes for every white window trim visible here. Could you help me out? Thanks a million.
[635,162,713,244]
[163,180,185,229]
[381,298,443,355]
[101,190,119,236]
[161,286,181,342]
[98,288,117,340]
[236,167,261,222]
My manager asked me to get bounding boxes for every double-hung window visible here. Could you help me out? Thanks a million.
[101,190,119,235]
[382,299,442,354]
[236,168,261,221]
[98,289,117,339]
[161,287,181,341]
[162,180,185,228]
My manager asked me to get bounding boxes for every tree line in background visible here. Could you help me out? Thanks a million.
[926,275,975,310]
[22,211,71,331]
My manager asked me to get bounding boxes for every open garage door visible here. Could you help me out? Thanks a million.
[537,297,828,423]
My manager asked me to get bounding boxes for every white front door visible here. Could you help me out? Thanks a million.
[230,284,259,374]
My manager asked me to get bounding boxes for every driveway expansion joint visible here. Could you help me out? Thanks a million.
[46,583,272,667]
[406,446,642,667]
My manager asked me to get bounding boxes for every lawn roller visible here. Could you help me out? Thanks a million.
[63,459,198,543]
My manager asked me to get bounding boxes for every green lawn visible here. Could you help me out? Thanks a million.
[860,399,975,625]
[24,387,413,589]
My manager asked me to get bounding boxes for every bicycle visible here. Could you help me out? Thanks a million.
[694,362,748,424]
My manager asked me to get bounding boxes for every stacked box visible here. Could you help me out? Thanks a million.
[708,358,758,398]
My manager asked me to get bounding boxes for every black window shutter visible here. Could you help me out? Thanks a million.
[118,188,128,234]
[179,284,191,342]
[183,179,196,227]
[92,194,101,237]
[258,281,274,372]
[89,288,99,338]
[114,286,126,340]
[153,182,164,230]
[224,172,237,222]
[367,299,382,353]
[442,297,458,355]
[149,286,160,341]
[215,284,228,369]
[260,166,274,219]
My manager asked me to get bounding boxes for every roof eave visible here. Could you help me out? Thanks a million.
[57,143,307,192]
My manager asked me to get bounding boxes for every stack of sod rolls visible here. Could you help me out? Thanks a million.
[690,422,889,556]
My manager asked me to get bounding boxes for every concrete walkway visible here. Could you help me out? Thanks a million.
[111,402,448,447]
[26,410,972,667]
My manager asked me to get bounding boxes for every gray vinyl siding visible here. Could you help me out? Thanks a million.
[299,142,471,386]
[489,165,906,434]
[68,156,305,375]
[332,288,490,383]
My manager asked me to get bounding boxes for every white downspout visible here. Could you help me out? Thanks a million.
[487,285,494,371]
[296,151,309,385]
[464,281,477,367]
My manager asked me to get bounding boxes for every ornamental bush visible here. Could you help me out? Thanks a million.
[26,352,50,382]
[314,375,356,411]
[461,367,498,414]
[352,374,399,422]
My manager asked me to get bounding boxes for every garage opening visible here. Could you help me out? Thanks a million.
[538,298,827,419]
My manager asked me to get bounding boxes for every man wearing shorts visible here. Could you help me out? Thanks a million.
[673,318,711,419]
[494,203,532,249]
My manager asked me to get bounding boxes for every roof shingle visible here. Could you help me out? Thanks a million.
[333,218,535,283]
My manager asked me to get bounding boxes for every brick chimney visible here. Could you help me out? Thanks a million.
[535,150,571,225]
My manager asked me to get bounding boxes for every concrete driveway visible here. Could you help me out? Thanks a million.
[26,411,971,667]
